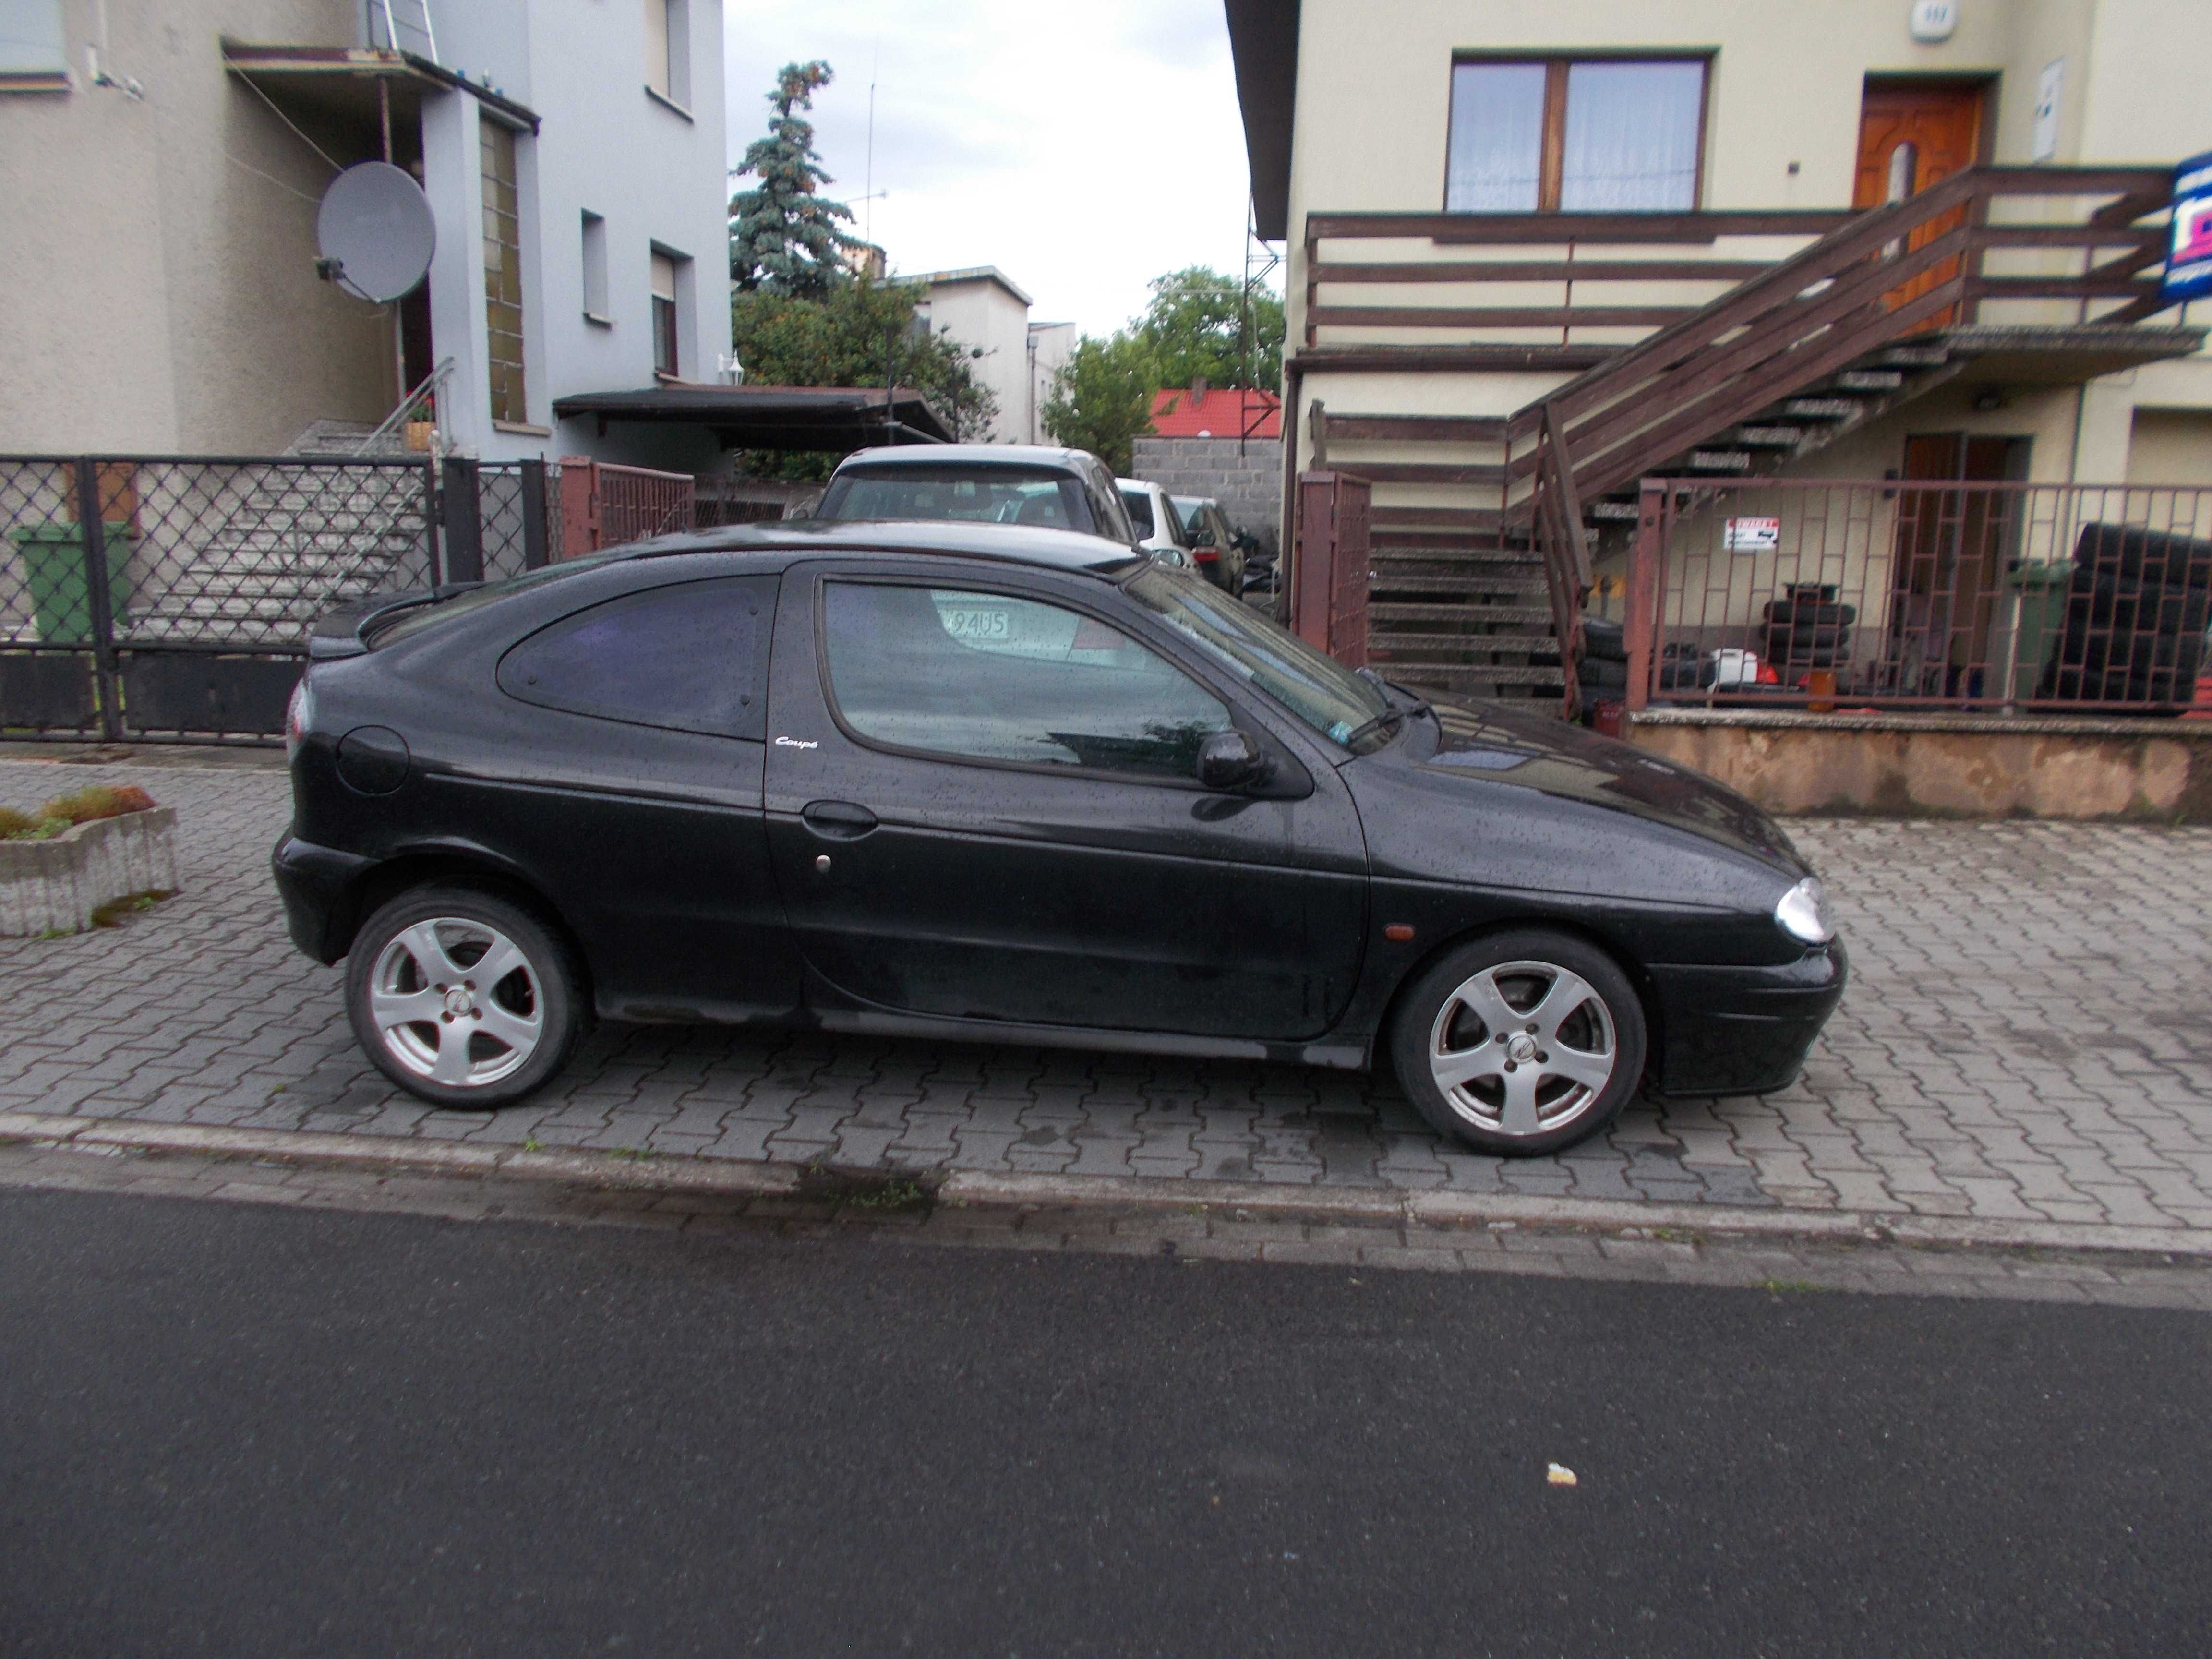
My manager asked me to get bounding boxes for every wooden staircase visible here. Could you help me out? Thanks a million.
[1297,165,2197,717]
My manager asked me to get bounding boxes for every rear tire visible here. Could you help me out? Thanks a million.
[1390,930,1647,1156]
[345,883,584,1110]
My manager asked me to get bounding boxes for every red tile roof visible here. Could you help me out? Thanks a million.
[1149,386,1281,439]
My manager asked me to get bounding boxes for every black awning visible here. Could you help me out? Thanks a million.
[550,384,952,450]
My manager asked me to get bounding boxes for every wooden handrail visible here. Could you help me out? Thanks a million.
[1500,165,2184,529]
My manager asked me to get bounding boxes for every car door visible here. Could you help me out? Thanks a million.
[762,558,1368,1041]
[447,570,797,1021]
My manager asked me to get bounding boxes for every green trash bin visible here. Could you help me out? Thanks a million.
[9,524,134,645]
[2004,559,2075,699]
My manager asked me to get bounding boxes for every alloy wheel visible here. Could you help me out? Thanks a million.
[1425,959,1618,1140]
[368,918,544,1089]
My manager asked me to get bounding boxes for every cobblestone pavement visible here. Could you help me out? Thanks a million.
[2,759,2208,1232]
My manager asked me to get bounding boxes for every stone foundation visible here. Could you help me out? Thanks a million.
[1628,710,2212,821]
[0,807,179,934]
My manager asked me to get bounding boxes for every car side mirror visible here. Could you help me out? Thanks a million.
[1195,729,1271,792]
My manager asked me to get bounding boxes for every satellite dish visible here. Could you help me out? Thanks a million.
[316,162,436,303]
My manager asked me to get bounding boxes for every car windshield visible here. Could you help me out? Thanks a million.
[1122,566,1394,751]
[365,554,625,648]
[817,465,1101,535]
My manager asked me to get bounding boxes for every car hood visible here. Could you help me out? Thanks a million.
[1378,690,1807,875]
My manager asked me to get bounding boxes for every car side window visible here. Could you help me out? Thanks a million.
[496,575,775,740]
[1119,487,1155,538]
[821,581,1234,780]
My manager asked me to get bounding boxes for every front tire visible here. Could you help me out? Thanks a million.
[345,883,584,1109]
[1390,929,1647,1156]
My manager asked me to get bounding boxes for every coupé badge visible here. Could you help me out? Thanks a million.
[774,735,818,749]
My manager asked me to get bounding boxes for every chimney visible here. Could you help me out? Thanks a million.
[1190,374,1208,408]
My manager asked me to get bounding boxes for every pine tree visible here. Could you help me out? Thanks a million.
[728,61,859,298]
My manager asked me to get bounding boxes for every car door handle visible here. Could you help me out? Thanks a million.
[800,799,879,839]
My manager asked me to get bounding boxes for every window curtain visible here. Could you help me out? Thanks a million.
[1446,62,1546,212]
[1561,61,1705,211]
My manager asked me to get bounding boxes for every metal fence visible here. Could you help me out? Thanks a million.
[1623,477,2212,716]
[0,455,560,744]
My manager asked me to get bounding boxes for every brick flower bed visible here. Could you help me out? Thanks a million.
[0,786,178,937]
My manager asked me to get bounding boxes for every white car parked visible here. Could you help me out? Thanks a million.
[1116,478,1197,573]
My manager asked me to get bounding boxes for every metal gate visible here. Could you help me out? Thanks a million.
[0,455,560,744]
[1291,469,1371,668]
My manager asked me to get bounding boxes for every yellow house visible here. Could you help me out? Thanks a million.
[1226,0,2212,726]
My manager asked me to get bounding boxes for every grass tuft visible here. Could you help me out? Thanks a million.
[37,784,157,826]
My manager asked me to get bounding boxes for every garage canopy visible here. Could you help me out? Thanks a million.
[550,385,952,451]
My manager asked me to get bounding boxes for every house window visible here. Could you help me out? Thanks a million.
[481,119,527,423]
[650,250,681,377]
[1447,57,1707,213]
[1,0,69,91]
[643,0,689,108]
[581,211,609,321]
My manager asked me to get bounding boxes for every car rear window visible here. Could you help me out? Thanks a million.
[816,465,1100,534]
[495,575,777,740]
[365,554,625,648]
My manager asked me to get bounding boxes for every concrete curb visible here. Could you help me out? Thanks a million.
[6,1111,2208,1261]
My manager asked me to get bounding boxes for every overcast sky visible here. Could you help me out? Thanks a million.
[720,0,1268,337]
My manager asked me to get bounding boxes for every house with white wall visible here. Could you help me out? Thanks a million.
[907,267,1077,445]
[0,0,732,469]
[908,268,1034,443]
[1227,0,2212,716]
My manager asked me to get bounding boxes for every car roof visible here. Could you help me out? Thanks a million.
[613,517,1149,577]
[1170,495,1221,510]
[1115,478,1167,494]
[832,443,1099,471]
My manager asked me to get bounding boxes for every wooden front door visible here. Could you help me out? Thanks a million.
[1854,81,1987,327]
[1885,433,2027,697]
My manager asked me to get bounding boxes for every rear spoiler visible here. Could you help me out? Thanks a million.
[307,585,482,661]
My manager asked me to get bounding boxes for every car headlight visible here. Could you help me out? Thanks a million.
[1774,877,1836,945]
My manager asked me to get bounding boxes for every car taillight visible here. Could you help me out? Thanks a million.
[285,675,313,762]
[1193,548,1218,562]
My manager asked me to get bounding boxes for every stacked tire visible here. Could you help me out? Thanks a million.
[2037,524,2212,710]
[1761,582,1855,678]
[1578,617,1629,693]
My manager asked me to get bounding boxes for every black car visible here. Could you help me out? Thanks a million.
[274,520,1844,1156]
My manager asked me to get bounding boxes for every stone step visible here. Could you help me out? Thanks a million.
[1685,449,1753,472]
[1369,602,1555,626]
[1779,397,1861,420]
[1370,572,1550,597]
[1368,631,1559,656]
[1733,425,1804,449]
[1833,369,1904,392]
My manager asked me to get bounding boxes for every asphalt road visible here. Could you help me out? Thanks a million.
[2,1191,2206,1658]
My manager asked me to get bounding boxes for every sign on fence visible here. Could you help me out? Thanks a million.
[1724,516,1781,553]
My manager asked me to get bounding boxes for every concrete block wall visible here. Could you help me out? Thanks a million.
[1133,438,1283,554]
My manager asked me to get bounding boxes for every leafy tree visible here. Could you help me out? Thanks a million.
[1042,334,1159,476]
[1133,266,1286,391]
[730,277,999,477]
[729,61,860,298]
